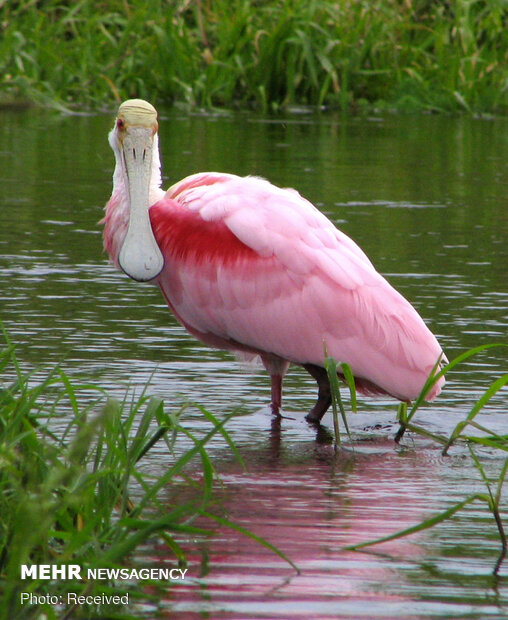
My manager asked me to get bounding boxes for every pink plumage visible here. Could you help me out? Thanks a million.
[103,100,445,423]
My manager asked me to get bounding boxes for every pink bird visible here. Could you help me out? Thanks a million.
[102,99,445,423]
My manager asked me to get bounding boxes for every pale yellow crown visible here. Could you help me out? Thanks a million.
[117,99,158,128]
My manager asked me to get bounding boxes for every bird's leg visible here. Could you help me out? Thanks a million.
[261,356,290,416]
[270,374,283,416]
[303,364,332,424]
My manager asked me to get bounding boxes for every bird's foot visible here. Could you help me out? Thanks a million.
[270,402,282,417]
[269,403,296,421]
[305,411,322,425]
[305,398,330,425]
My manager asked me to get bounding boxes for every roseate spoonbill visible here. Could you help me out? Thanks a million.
[102,99,445,423]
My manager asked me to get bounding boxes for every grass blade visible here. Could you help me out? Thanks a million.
[442,373,508,454]
[344,495,481,551]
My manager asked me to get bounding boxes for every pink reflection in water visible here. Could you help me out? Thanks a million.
[156,428,443,618]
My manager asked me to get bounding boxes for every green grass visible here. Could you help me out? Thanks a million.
[0,334,295,619]
[1,0,507,113]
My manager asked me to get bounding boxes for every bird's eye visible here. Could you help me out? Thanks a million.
[117,118,125,130]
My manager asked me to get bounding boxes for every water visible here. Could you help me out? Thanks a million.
[1,107,507,618]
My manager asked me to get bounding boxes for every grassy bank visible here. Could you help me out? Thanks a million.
[1,0,507,114]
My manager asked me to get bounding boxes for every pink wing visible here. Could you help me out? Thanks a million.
[150,173,444,401]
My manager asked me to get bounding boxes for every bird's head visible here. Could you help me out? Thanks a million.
[109,99,164,282]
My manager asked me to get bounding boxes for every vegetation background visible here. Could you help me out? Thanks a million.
[1,0,507,114]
